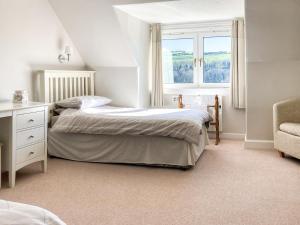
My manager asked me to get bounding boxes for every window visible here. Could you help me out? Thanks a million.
[162,30,231,88]
[162,36,196,84]
[203,36,231,84]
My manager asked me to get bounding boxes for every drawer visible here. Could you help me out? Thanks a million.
[16,127,44,148]
[16,142,44,165]
[17,111,44,130]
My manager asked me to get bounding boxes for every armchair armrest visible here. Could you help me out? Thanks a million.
[273,98,300,135]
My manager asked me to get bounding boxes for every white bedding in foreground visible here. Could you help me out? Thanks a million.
[0,200,66,225]
[52,106,211,145]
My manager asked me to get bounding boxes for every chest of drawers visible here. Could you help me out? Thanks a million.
[0,103,48,188]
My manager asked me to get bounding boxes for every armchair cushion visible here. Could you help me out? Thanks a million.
[273,98,300,135]
[280,122,300,137]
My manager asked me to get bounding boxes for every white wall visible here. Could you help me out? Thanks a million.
[115,9,151,107]
[49,0,136,68]
[0,0,85,101]
[95,67,139,107]
[50,0,151,107]
[245,0,300,141]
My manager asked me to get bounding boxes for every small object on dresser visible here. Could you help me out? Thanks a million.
[13,90,28,104]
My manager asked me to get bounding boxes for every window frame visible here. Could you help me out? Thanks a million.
[162,29,232,89]
[200,32,231,88]
[162,33,199,89]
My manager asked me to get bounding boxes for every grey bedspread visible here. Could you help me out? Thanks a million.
[51,107,211,145]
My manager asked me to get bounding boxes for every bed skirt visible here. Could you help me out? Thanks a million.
[47,127,209,168]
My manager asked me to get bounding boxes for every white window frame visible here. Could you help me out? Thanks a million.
[163,33,199,89]
[162,22,232,89]
[199,31,231,88]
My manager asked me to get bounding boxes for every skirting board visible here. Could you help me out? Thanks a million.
[244,139,274,150]
[208,132,245,140]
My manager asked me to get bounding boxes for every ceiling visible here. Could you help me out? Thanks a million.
[114,0,244,24]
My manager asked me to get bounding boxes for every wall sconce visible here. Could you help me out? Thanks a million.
[58,46,72,63]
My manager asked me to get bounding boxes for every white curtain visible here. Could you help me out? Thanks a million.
[151,24,164,107]
[231,19,246,109]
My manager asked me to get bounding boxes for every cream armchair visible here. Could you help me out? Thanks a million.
[273,98,300,159]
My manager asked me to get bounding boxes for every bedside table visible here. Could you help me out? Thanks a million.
[0,102,48,188]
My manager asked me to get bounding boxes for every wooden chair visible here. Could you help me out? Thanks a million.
[208,95,220,145]
[178,94,220,145]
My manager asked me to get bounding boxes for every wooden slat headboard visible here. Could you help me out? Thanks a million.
[38,70,95,104]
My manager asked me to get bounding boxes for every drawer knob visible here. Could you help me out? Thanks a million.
[28,135,34,139]
[29,151,34,155]
[28,119,34,122]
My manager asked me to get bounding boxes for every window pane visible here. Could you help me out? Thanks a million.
[203,36,231,83]
[162,38,194,84]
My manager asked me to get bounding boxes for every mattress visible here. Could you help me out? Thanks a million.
[48,126,209,168]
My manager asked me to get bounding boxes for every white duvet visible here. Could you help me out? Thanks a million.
[0,200,66,225]
[52,106,212,145]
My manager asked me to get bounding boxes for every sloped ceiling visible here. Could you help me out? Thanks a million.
[49,0,136,68]
[115,0,244,23]
[49,0,175,68]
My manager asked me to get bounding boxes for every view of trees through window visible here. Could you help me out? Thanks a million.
[162,38,194,84]
[162,35,231,85]
[203,36,231,83]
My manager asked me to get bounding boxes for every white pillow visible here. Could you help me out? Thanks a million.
[56,96,112,109]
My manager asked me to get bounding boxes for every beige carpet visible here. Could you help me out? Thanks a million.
[1,140,300,225]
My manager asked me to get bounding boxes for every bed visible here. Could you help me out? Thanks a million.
[37,70,211,168]
[0,200,65,225]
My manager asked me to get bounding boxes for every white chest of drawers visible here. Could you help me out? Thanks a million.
[0,102,48,188]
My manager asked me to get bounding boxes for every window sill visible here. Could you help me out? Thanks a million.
[164,85,230,96]
[164,84,230,90]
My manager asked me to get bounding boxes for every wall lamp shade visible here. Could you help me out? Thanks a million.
[58,46,72,63]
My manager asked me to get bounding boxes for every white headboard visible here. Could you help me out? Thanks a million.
[38,70,95,104]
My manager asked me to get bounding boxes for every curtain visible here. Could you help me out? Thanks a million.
[151,24,164,107]
[231,19,246,109]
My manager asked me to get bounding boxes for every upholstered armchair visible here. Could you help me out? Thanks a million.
[273,98,300,159]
